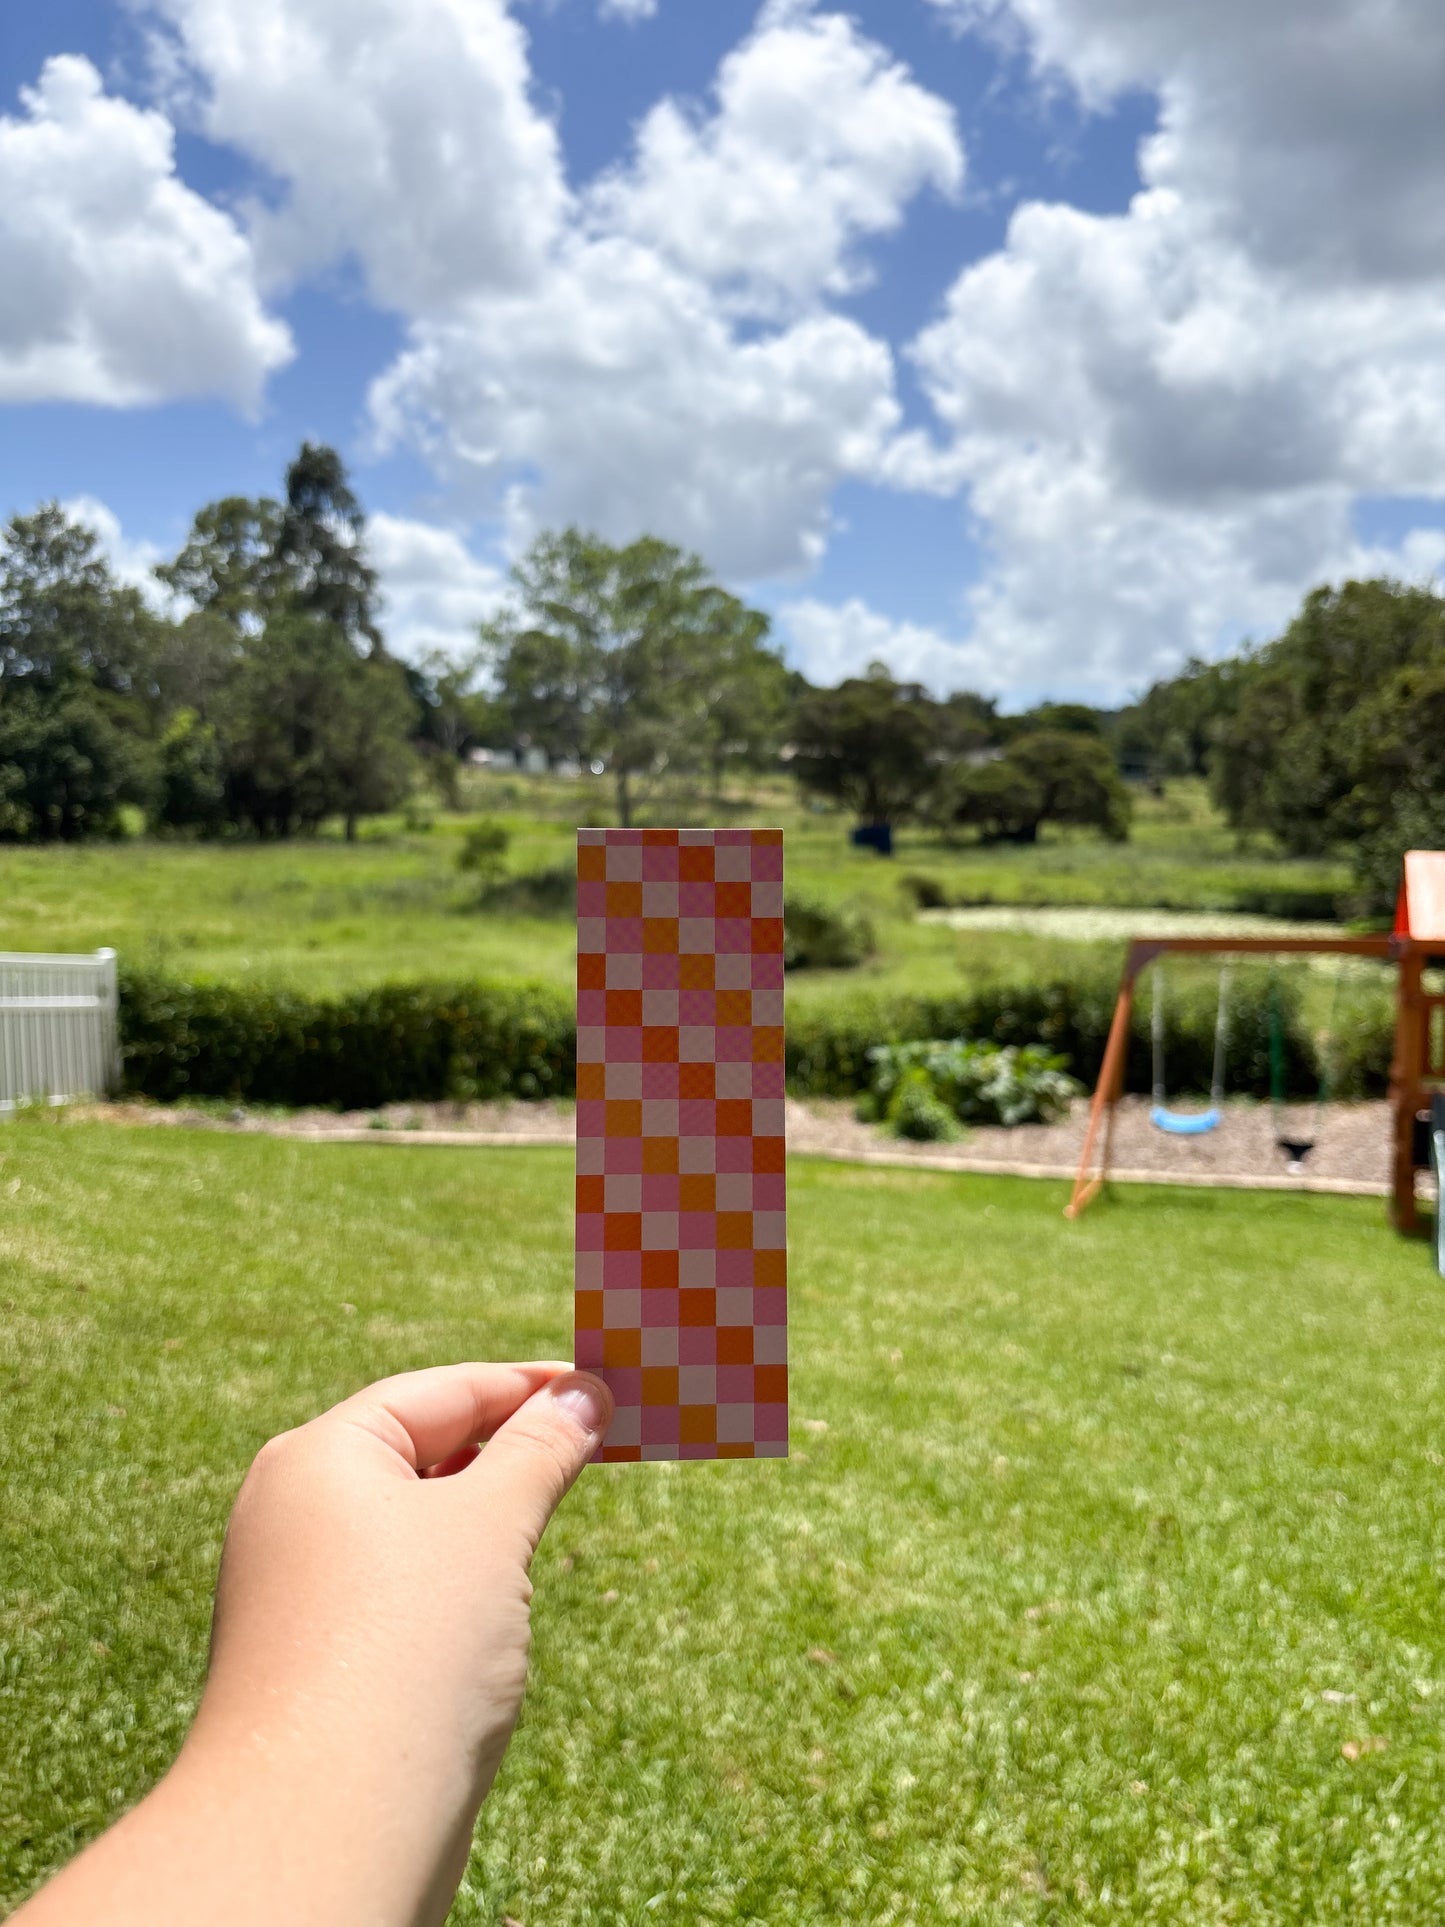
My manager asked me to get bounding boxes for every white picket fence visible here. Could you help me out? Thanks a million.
[0,950,120,1113]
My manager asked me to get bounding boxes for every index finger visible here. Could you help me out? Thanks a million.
[324,1361,574,1471]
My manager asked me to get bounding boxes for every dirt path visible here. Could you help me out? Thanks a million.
[74,1094,1397,1195]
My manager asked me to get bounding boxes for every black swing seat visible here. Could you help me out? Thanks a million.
[1277,1136,1315,1166]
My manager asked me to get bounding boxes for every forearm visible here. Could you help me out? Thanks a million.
[15,1704,478,1927]
[12,1364,609,1927]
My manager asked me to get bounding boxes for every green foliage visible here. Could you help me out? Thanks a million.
[482,529,785,824]
[1322,976,1398,1100]
[155,708,227,838]
[880,1066,962,1141]
[0,683,150,842]
[868,1036,1080,1128]
[117,969,574,1107]
[8,1132,1445,1923]
[781,893,876,971]
[2,455,414,845]
[790,664,941,831]
[456,819,512,881]
[1204,580,1445,903]
[947,730,1132,844]
[154,495,286,630]
[785,965,1320,1100]
[1113,656,1243,783]
[0,503,160,699]
[272,441,383,654]
[475,864,577,919]
[900,871,948,910]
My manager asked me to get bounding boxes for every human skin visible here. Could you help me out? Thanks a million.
[14,1361,614,1927]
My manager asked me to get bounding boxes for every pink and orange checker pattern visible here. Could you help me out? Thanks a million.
[574,828,788,1463]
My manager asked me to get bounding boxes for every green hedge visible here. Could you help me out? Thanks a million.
[118,962,1349,1109]
[784,965,1322,1100]
[119,971,575,1107]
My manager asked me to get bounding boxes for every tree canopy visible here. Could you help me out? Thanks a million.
[0,446,415,842]
[482,529,788,824]
[789,665,942,831]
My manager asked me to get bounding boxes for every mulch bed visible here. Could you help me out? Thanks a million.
[76,1094,1397,1192]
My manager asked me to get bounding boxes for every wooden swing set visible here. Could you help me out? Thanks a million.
[1065,852,1445,1234]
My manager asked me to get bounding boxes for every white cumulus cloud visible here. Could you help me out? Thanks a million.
[780,596,999,694]
[370,239,906,576]
[599,0,658,18]
[904,0,1445,694]
[145,0,570,309]
[0,55,290,409]
[366,5,960,576]
[368,512,510,663]
[589,3,963,312]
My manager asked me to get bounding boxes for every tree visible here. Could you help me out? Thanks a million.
[682,597,790,797]
[482,530,779,825]
[947,730,1130,843]
[1,505,159,700]
[0,683,149,841]
[162,446,384,656]
[936,691,1003,762]
[155,707,228,838]
[1209,579,1445,858]
[221,614,413,837]
[944,757,1045,844]
[0,506,160,840]
[324,655,419,841]
[406,650,498,808]
[1342,659,1445,912]
[1004,701,1105,739]
[790,665,941,833]
[274,443,383,655]
[155,497,285,632]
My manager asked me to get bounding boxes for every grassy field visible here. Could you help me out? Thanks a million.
[0,778,1352,1012]
[4,1120,1444,1922]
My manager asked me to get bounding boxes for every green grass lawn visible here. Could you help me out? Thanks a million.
[0,778,1352,1012]
[4,1121,1444,1922]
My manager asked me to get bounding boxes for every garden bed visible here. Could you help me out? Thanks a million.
[74,1094,1395,1190]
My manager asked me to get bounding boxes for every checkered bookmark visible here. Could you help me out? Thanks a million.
[574,828,788,1463]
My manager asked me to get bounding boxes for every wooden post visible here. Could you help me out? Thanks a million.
[1065,958,1139,1220]
[1391,947,1425,1234]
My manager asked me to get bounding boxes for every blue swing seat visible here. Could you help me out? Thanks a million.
[1150,1105,1222,1137]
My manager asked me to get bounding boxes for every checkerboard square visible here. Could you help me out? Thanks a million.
[578,829,788,1464]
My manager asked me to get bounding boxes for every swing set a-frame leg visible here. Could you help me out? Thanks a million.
[1065,972,1137,1220]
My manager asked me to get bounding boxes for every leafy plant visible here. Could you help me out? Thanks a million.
[782,893,875,971]
[456,819,512,883]
[885,1068,961,1142]
[865,1037,1081,1129]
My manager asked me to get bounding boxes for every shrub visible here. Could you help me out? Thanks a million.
[118,970,573,1108]
[867,1038,1080,1130]
[456,820,511,882]
[900,873,948,911]
[475,863,577,919]
[1323,980,1397,1100]
[114,959,1356,1112]
[785,964,1320,1100]
[885,1069,961,1142]
[783,894,876,971]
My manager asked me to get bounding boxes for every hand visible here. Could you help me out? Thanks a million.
[16,1362,614,1927]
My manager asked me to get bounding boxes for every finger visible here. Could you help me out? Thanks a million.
[325,1362,575,1472]
[462,1372,614,1555]
[420,1443,480,1480]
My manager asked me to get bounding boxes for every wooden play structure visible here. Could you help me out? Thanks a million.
[1066,852,1445,1235]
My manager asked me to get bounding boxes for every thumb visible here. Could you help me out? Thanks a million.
[465,1371,613,1557]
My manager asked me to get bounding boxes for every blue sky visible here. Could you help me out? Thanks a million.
[2,0,1443,702]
